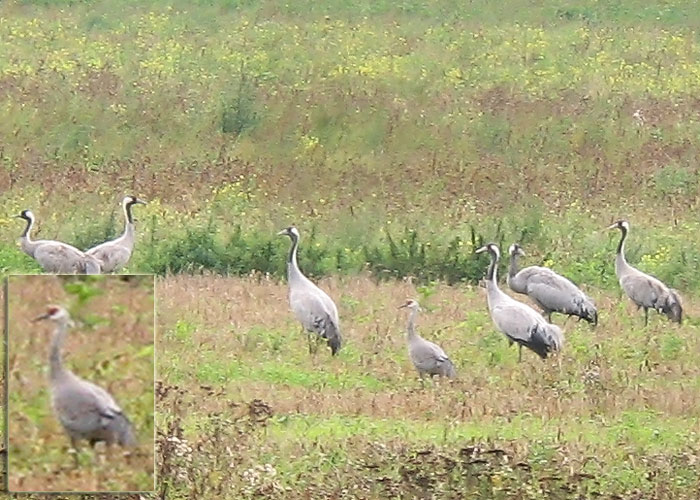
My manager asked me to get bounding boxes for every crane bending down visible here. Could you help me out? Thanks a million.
[85,195,147,273]
[33,305,135,462]
[278,226,342,355]
[507,243,597,325]
[608,220,682,326]
[15,210,101,274]
[399,299,456,379]
[476,243,564,361]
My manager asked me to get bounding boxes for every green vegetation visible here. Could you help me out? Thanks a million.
[156,275,700,499]
[2,0,700,291]
[3,0,700,497]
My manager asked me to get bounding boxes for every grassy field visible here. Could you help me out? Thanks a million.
[6,275,155,492]
[155,274,700,498]
[2,0,700,498]
[2,0,700,286]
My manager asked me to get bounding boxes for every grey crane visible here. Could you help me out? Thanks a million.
[398,299,456,380]
[33,305,135,462]
[608,220,682,326]
[278,226,342,355]
[85,195,147,273]
[476,243,564,361]
[507,243,597,325]
[15,210,101,274]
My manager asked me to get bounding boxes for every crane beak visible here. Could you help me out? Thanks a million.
[277,229,288,236]
[606,222,618,230]
[475,246,488,254]
[32,313,50,322]
[134,198,148,205]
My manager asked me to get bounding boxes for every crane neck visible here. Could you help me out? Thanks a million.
[508,253,520,279]
[486,251,498,283]
[19,216,39,256]
[49,319,70,381]
[286,233,302,278]
[21,216,34,239]
[406,308,418,340]
[614,227,630,275]
[124,200,137,224]
[616,226,628,257]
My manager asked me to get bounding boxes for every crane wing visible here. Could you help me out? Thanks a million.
[490,302,543,343]
[34,243,86,273]
[290,286,342,354]
[86,243,131,273]
[53,377,123,434]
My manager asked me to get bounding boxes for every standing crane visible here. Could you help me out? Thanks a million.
[85,195,147,273]
[278,226,342,355]
[398,299,456,380]
[15,210,101,274]
[476,243,564,361]
[608,220,682,325]
[33,305,135,463]
[507,243,597,325]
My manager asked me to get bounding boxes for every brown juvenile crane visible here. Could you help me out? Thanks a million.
[399,299,456,380]
[33,305,135,463]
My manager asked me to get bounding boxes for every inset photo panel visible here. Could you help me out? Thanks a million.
[6,275,155,493]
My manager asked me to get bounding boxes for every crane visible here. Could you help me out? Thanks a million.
[476,243,564,361]
[33,305,135,464]
[15,210,101,274]
[399,299,456,380]
[278,226,342,355]
[85,195,147,273]
[608,220,682,325]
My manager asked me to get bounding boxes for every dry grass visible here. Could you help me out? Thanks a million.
[6,275,155,493]
[156,274,700,498]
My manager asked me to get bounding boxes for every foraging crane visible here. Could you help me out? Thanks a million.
[608,220,682,325]
[507,243,597,325]
[85,195,147,273]
[398,299,456,379]
[15,210,101,274]
[278,226,342,355]
[33,305,135,461]
[476,243,564,361]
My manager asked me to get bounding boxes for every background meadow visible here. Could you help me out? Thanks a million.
[1,0,700,498]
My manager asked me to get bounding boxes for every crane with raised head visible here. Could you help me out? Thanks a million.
[15,210,101,274]
[476,243,564,361]
[608,220,682,326]
[278,226,342,355]
[85,195,147,273]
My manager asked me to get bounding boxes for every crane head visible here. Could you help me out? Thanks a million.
[607,220,629,231]
[14,209,34,222]
[277,226,300,239]
[475,243,500,260]
[33,305,71,323]
[508,243,525,257]
[398,299,420,311]
[124,195,147,206]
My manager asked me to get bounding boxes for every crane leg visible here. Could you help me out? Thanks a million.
[518,345,522,363]
[644,308,649,327]
[69,438,80,468]
[546,311,552,323]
